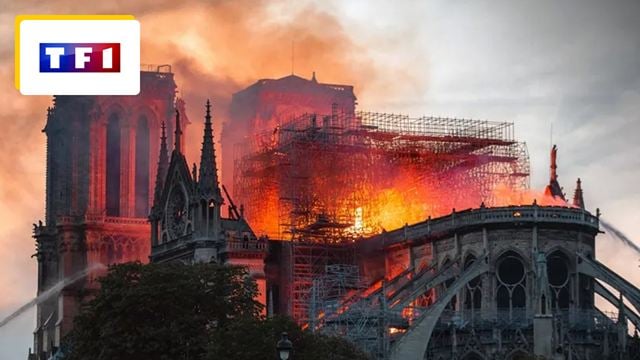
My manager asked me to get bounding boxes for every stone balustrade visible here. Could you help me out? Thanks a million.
[361,205,600,251]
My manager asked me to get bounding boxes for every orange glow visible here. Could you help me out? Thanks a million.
[243,161,552,239]
[354,180,430,234]
[491,183,573,208]
[244,165,571,239]
[361,279,383,298]
[242,182,280,239]
[402,307,416,321]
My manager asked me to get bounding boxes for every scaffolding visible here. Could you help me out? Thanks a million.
[234,109,530,241]
[289,243,355,323]
[234,108,530,325]
[308,264,402,359]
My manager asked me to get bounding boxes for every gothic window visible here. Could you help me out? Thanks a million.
[106,114,121,216]
[208,200,215,222]
[415,288,436,308]
[547,251,571,309]
[105,241,114,265]
[441,259,456,311]
[134,116,150,217]
[464,254,482,311]
[496,251,527,321]
[201,200,208,223]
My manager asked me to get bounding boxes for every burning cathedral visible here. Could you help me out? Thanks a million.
[28,68,640,360]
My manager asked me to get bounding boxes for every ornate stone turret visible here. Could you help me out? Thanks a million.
[544,145,565,200]
[150,102,267,303]
[174,109,183,154]
[532,254,554,360]
[535,252,552,316]
[152,122,169,208]
[573,178,585,209]
[618,293,629,356]
[186,100,223,241]
[197,100,223,204]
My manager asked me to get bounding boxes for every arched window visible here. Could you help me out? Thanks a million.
[106,241,114,265]
[440,259,457,311]
[134,116,150,217]
[208,200,215,221]
[464,254,482,312]
[201,200,207,222]
[106,114,121,216]
[496,251,527,321]
[507,350,532,360]
[547,251,571,309]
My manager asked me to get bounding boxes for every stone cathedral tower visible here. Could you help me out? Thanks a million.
[31,69,185,358]
[149,101,267,306]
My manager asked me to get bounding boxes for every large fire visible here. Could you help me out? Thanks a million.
[491,183,572,207]
[242,174,572,240]
[236,160,561,240]
[348,170,439,235]
[234,111,534,240]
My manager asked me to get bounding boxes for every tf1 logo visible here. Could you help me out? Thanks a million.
[40,43,121,72]
[16,15,140,95]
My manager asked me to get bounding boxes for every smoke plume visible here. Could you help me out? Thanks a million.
[0,2,421,351]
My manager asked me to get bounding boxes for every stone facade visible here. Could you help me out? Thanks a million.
[149,101,267,306]
[31,70,179,359]
[427,223,598,359]
[358,205,636,360]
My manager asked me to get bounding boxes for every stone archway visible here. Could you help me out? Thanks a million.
[389,255,490,360]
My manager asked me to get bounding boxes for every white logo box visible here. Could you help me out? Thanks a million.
[16,15,140,95]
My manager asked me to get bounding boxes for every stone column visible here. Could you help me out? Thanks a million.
[534,251,554,358]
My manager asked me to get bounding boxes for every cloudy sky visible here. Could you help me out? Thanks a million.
[1,0,639,358]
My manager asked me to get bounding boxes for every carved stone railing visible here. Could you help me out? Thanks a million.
[429,308,617,332]
[222,238,268,253]
[151,233,193,255]
[55,215,149,226]
[361,205,600,250]
[151,235,268,257]
[140,64,172,73]
[86,215,148,226]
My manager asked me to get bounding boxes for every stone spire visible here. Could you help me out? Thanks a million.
[573,178,585,209]
[174,109,182,153]
[152,122,169,210]
[550,145,558,182]
[198,100,223,203]
[544,145,565,201]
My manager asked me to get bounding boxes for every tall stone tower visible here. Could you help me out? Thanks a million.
[223,73,357,197]
[149,101,267,307]
[31,68,184,358]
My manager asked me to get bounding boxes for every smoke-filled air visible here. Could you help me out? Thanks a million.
[1,1,640,359]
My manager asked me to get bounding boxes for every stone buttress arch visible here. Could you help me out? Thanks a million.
[389,254,490,360]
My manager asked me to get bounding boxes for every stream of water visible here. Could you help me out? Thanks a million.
[0,218,637,331]
[600,218,640,255]
[0,264,105,330]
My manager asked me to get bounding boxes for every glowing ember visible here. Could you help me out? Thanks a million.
[353,207,364,233]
